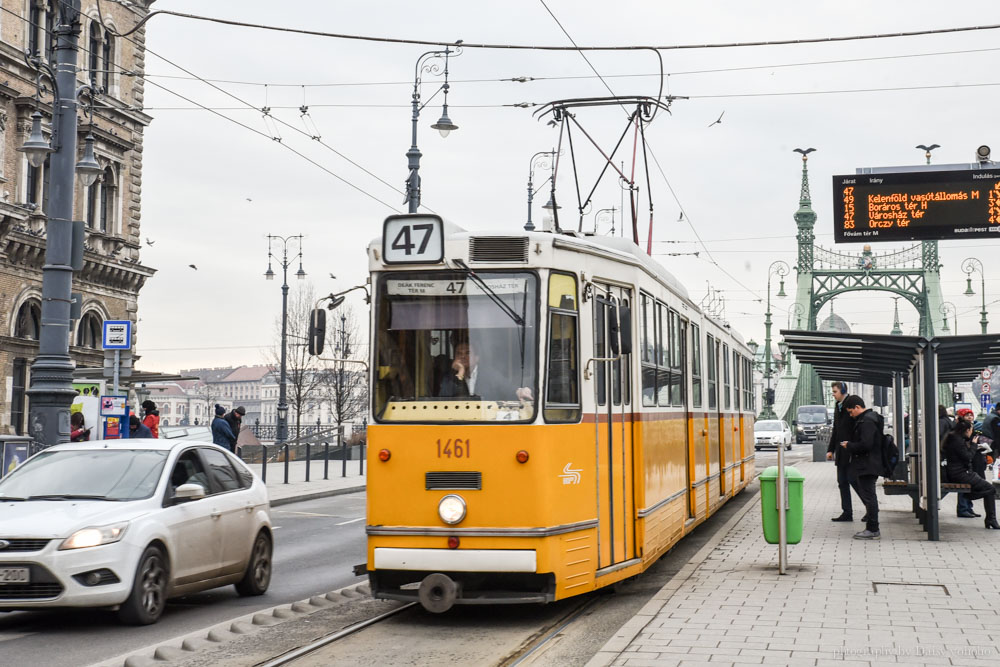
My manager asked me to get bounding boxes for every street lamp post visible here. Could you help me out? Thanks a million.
[265,235,306,445]
[524,150,556,231]
[962,258,988,334]
[24,2,106,445]
[940,301,956,334]
[406,47,460,214]
[761,260,790,419]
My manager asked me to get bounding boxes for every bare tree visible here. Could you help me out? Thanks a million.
[323,306,369,444]
[268,284,326,442]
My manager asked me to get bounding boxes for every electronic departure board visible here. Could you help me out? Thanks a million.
[832,168,1000,243]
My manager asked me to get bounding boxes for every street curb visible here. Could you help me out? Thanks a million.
[269,485,366,507]
[89,581,374,667]
[584,482,762,667]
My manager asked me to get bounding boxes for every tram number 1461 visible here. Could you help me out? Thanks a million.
[437,438,470,458]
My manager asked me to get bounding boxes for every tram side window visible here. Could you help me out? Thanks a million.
[691,324,702,408]
[545,273,580,423]
[619,298,630,406]
[706,335,717,410]
[743,357,752,411]
[732,350,741,411]
[722,343,731,410]
[669,310,685,406]
[656,302,671,407]
[640,293,656,407]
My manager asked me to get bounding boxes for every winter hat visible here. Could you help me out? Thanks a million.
[234,406,246,416]
[957,408,975,419]
[215,404,225,416]
[141,399,157,412]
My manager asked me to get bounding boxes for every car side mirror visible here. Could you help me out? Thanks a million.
[792,420,797,426]
[308,308,327,356]
[174,483,206,503]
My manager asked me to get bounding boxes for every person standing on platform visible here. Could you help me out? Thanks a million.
[212,404,237,452]
[827,382,861,522]
[840,395,883,540]
[955,408,981,518]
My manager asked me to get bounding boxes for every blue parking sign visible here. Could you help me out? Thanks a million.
[982,393,992,409]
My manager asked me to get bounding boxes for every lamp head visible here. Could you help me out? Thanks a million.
[977,144,991,164]
[75,133,102,187]
[264,266,275,281]
[431,110,458,138]
[19,110,52,168]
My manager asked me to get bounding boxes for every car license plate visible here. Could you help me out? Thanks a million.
[0,567,30,584]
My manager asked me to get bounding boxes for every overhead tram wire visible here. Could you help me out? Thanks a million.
[86,0,419,213]
[91,3,1000,51]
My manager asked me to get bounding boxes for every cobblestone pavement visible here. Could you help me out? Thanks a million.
[589,461,1000,666]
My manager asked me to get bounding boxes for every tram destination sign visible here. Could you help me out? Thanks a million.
[832,168,1000,243]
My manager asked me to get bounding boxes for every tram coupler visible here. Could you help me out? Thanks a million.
[353,563,369,576]
[417,573,461,614]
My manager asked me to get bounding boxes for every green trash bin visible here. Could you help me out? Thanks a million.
[760,466,804,544]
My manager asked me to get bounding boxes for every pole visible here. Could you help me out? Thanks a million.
[113,350,120,395]
[777,439,787,574]
[26,2,83,445]
[277,250,289,445]
[406,64,422,213]
[980,273,988,334]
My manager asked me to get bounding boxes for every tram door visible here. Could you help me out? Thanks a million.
[719,343,730,498]
[593,286,635,569]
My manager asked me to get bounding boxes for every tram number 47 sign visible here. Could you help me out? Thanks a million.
[383,214,444,265]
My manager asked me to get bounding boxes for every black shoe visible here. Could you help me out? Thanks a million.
[986,518,1000,529]
[831,514,853,522]
[862,514,869,522]
[958,511,978,518]
[973,512,983,517]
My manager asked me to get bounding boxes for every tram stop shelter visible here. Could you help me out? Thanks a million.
[780,329,1000,541]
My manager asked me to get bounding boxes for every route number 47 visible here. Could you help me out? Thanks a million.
[382,215,444,264]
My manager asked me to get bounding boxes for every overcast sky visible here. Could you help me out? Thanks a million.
[134,0,1000,372]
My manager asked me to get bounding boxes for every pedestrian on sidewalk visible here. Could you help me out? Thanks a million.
[943,420,1000,530]
[225,406,246,444]
[840,395,883,540]
[955,408,981,518]
[212,404,237,452]
[129,414,153,438]
[827,381,861,522]
[141,400,160,438]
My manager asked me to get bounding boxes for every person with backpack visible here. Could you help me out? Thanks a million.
[839,395,883,540]
[827,381,862,522]
[943,420,999,530]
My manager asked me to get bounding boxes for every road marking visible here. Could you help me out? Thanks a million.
[272,526,282,530]
[0,632,35,643]
[277,510,339,517]
[336,517,365,526]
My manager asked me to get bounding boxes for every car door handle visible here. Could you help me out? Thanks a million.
[245,502,253,514]
[210,509,221,519]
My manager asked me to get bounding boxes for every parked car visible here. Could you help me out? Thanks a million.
[0,439,272,625]
[754,420,793,450]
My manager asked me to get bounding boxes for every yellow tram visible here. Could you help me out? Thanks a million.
[356,214,754,612]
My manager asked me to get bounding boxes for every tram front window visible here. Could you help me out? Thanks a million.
[374,271,539,422]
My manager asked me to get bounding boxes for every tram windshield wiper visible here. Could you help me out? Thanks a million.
[452,259,524,327]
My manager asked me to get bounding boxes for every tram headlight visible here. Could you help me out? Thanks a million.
[438,494,467,525]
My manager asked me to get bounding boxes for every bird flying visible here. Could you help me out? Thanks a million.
[793,148,817,156]
[188,264,197,270]
[916,144,940,152]
[145,238,155,246]
[708,111,724,127]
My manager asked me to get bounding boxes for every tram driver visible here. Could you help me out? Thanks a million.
[439,341,533,402]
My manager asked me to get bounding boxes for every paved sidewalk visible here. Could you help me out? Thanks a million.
[589,462,1000,666]
[244,459,366,506]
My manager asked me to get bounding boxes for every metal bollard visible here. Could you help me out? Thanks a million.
[305,443,311,482]
[236,445,243,460]
[359,440,365,475]
[324,442,330,480]
[341,435,347,478]
[261,445,268,483]
[283,444,290,484]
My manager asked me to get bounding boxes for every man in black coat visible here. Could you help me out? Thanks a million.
[839,395,884,540]
[826,381,861,522]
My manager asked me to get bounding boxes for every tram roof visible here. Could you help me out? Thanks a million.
[780,329,1000,386]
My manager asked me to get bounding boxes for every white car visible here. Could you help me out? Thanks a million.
[754,420,793,451]
[0,439,272,625]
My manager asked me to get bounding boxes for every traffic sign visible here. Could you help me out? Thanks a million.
[982,394,993,409]
[983,368,993,381]
[102,320,132,350]
[983,383,992,394]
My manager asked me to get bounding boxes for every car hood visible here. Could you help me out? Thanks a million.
[0,500,152,538]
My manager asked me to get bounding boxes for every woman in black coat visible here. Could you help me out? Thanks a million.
[943,421,1000,529]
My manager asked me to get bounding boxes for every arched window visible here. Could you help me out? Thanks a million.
[102,34,114,93]
[14,300,41,340]
[75,312,102,348]
[86,175,99,228]
[89,21,101,84]
[99,166,115,233]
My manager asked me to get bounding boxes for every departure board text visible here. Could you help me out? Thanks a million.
[832,168,1000,243]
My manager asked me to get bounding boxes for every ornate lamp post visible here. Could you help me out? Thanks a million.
[524,150,556,231]
[265,235,305,445]
[962,258,988,334]
[916,143,940,165]
[23,3,109,445]
[405,47,460,214]
[761,260,789,419]
[940,301,956,334]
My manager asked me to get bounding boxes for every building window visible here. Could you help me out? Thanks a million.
[89,20,101,83]
[99,166,116,233]
[11,358,28,435]
[14,299,41,340]
[86,175,99,228]
[102,34,114,92]
[545,272,579,423]
[26,155,50,210]
[75,311,102,348]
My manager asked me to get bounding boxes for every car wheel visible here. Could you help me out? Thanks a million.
[118,545,168,625]
[786,443,792,450]
[235,531,272,596]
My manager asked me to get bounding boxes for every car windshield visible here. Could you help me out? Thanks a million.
[798,408,827,424]
[374,271,538,422]
[755,421,782,432]
[0,449,168,501]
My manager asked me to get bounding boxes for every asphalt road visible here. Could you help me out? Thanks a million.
[0,493,368,667]
[753,440,818,469]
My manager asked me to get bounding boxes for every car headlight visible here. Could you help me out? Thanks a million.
[438,494,467,525]
[59,522,129,550]
[796,426,803,432]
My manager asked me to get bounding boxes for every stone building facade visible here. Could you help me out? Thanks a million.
[0,2,154,434]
